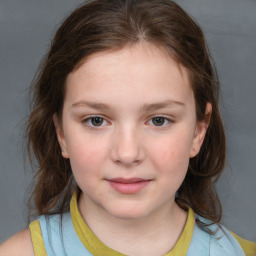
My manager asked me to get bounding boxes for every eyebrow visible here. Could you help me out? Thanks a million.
[141,99,185,112]
[72,99,185,111]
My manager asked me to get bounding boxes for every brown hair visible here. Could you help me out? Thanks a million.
[27,0,225,226]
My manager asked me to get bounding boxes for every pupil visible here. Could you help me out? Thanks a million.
[153,117,164,126]
[92,117,103,126]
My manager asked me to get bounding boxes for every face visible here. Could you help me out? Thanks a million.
[55,43,210,220]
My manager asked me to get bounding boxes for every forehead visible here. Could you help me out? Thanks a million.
[71,43,188,80]
[65,43,193,106]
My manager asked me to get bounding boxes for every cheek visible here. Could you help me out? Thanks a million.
[67,136,108,176]
[151,138,191,165]
[148,133,192,175]
[67,138,108,195]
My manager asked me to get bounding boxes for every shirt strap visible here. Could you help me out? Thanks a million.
[29,220,47,256]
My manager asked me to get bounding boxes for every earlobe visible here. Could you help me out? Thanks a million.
[53,114,69,159]
[190,103,212,158]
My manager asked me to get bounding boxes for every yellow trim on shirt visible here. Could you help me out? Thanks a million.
[231,231,256,256]
[167,207,195,256]
[29,220,47,256]
[70,189,194,256]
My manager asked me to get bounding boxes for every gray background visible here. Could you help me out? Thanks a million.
[0,0,255,243]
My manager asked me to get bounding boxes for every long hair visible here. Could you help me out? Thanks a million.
[27,0,225,226]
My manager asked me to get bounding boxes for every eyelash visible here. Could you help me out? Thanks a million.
[82,116,173,128]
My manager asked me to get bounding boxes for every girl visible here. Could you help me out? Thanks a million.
[0,0,255,255]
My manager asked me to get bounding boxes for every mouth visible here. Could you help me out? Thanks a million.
[106,177,152,194]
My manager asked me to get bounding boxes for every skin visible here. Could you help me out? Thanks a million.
[0,43,211,255]
[0,229,34,256]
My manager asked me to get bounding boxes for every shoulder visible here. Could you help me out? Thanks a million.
[190,215,251,256]
[231,231,256,256]
[0,229,34,256]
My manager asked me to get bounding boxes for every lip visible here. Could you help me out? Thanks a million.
[106,177,152,194]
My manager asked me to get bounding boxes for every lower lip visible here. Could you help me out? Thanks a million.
[108,180,151,194]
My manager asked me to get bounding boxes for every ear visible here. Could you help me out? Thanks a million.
[53,114,69,159]
[190,103,212,158]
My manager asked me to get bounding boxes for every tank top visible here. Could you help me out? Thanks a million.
[29,191,249,256]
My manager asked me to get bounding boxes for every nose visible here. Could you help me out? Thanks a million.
[110,126,145,167]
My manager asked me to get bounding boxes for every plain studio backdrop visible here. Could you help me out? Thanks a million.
[0,0,255,243]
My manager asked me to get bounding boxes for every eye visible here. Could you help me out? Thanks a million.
[83,116,107,127]
[149,116,171,127]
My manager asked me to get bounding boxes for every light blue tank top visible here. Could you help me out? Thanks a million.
[38,212,92,256]
[37,211,245,256]
[187,215,245,256]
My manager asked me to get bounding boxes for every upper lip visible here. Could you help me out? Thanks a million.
[107,178,150,184]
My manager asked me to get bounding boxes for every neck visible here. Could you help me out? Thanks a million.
[78,194,187,256]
